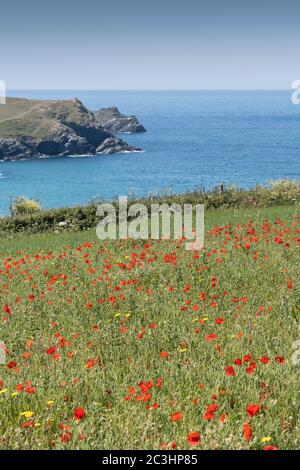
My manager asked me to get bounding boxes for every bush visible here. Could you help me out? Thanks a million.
[1,180,299,237]
[12,197,42,216]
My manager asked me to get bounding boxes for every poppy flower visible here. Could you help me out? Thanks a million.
[246,404,261,418]
[46,347,57,355]
[7,361,17,369]
[246,365,256,375]
[243,422,252,442]
[74,407,86,421]
[275,356,285,364]
[187,432,201,446]
[234,358,242,366]
[207,404,219,413]
[224,365,236,376]
[3,304,12,315]
[85,359,95,369]
[205,333,217,341]
[260,356,269,364]
[22,420,35,429]
[160,352,169,358]
[61,432,72,443]
[243,355,252,363]
[170,412,183,422]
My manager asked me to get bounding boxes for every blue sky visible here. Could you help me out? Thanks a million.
[0,0,299,89]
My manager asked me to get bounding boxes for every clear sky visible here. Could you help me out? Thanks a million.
[0,0,299,89]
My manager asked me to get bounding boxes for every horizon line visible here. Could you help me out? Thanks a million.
[6,88,292,92]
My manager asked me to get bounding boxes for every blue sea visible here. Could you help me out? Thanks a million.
[0,90,299,216]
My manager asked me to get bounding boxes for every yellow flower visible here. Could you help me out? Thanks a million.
[0,389,8,395]
[114,313,120,317]
[20,411,34,418]
[47,400,54,407]
[261,436,272,443]
[179,348,188,353]
[11,392,19,398]
[125,313,131,317]
[202,317,208,322]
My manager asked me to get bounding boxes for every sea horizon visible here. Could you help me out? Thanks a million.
[1,89,299,215]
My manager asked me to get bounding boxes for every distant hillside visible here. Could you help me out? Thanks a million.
[0,98,142,160]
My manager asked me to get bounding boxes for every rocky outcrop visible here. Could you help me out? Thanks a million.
[94,107,146,133]
[96,137,142,155]
[0,98,143,160]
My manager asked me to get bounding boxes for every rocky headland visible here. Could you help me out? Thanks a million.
[0,98,142,160]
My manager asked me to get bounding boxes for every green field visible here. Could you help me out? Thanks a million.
[0,97,96,139]
[0,205,299,449]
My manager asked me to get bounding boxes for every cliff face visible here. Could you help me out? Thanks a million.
[0,98,142,160]
[94,107,146,133]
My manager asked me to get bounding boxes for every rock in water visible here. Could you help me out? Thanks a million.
[94,107,146,133]
[0,98,142,160]
[96,137,142,155]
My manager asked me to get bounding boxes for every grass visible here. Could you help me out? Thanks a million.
[0,205,299,449]
[0,97,96,139]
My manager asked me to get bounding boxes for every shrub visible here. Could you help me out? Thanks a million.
[1,180,299,237]
[12,197,42,216]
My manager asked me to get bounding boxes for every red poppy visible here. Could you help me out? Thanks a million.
[7,361,17,369]
[275,356,285,364]
[164,254,177,263]
[74,407,86,421]
[206,404,217,413]
[243,354,252,363]
[22,420,35,429]
[170,412,183,422]
[160,351,169,358]
[224,365,236,376]
[46,347,57,355]
[205,333,218,341]
[187,432,201,446]
[234,358,242,366]
[260,356,269,364]
[243,422,252,442]
[246,404,261,418]
[3,304,12,315]
[61,432,72,443]
[85,359,95,369]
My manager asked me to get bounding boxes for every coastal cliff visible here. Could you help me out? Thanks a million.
[0,98,142,160]
[94,107,146,133]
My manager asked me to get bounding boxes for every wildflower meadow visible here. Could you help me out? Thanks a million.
[0,205,299,450]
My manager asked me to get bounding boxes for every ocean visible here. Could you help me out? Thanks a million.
[0,90,299,215]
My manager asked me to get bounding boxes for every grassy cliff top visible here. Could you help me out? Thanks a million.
[0,97,97,139]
